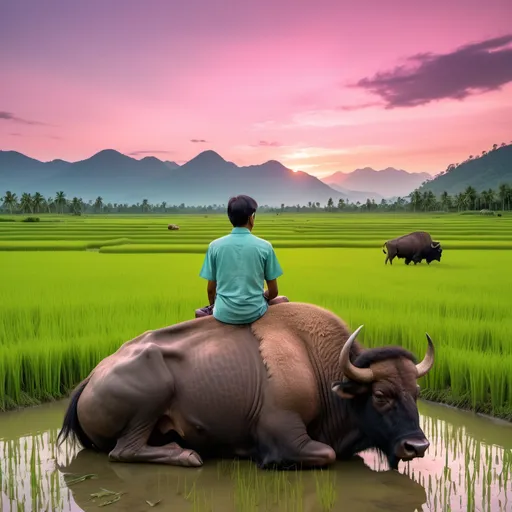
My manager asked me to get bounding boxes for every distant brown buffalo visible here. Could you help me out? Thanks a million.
[383,231,442,265]
[168,224,180,230]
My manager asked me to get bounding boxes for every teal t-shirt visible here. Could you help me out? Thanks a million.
[199,227,283,324]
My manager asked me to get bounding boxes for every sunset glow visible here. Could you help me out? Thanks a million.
[1,0,512,176]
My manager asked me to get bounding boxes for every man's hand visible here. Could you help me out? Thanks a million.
[265,279,278,302]
[207,280,217,305]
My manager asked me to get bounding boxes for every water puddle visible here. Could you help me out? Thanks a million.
[0,400,511,511]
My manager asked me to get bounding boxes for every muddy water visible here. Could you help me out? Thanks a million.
[0,401,511,512]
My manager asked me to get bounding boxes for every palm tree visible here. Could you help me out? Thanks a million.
[422,191,436,211]
[498,184,509,211]
[395,196,406,209]
[20,193,33,213]
[55,191,66,214]
[337,198,345,210]
[480,189,495,210]
[1,191,17,214]
[464,186,477,210]
[94,196,103,213]
[71,197,81,215]
[454,192,466,212]
[46,196,54,213]
[32,192,44,213]
[161,201,167,213]
[141,199,149,213]
[440,191,450,211]
[409,190,422,212]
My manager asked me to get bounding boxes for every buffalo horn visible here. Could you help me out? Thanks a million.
[338,325,374,383]
[415,334,435,378]
[431,242,440,248]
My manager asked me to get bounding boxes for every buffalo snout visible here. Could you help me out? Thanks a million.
[394,436,430,461]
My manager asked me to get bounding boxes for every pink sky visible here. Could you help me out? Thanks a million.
[1,0,512,177]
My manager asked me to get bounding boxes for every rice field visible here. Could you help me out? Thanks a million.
[1,212,512,419]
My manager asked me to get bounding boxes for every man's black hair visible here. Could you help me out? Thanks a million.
[227,195,258,227]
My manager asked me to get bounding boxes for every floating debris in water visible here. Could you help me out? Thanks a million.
[64,473,98,485]
[146,499,162,507]
[87,487,126,507]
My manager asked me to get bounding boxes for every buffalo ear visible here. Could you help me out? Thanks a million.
[331,380,369,399]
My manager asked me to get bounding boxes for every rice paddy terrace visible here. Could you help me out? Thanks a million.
[1,212,512,511]
[1,212,512,417]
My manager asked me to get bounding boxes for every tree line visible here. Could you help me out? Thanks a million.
[1,184,512,215]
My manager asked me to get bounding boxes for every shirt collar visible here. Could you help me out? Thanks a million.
[231,227,250,234]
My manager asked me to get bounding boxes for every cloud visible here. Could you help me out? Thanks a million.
[190,139,207,143]
[0,111,48,126]
[128,150,174,156]
[352,34,512,108]
[257,140,282,147]
[9,132,22,137]
[336,102,382,111]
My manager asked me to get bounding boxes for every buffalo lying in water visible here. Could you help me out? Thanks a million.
[383,231,442,265]
[57,302,435,471]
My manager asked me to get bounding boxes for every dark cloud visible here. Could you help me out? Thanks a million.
[190,139,207,143]
[128,150,174,156]
[258,140,281,147]
[0,111,48,125]
[352,34,512,108]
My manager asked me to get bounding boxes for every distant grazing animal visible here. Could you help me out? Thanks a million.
[410,241,443,265]
[168,224,180,230]
[57,302,435,472]
[382,231,442,265]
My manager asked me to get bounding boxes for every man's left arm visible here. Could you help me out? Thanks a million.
[199,245,217,305]
[264,244,283,301]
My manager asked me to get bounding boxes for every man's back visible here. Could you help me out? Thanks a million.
[200,227,283,324]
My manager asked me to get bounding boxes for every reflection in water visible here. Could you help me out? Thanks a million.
[0,401,510,511]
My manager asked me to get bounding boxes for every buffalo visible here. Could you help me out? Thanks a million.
[383,231,442,265]
[57,302,435,471]
[167,224,180,230]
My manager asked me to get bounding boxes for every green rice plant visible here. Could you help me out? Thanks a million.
[0,214,512,419]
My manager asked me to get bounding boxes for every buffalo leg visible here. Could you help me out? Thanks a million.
[86,342,203,467]
[109,431,202,467]
[256,410,336,470]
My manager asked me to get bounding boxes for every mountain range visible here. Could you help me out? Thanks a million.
[0,149,431,206]
[321,167,431,199]
[418,144,512,195]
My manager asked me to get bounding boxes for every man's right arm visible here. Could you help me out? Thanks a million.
[199,244,217,304]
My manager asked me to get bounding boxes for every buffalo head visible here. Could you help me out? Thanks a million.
[331,326,435,470]
[427,241,442,263]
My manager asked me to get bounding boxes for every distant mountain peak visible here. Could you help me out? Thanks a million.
[140,156,163,163]
[321,166,432,198]
[187,150,226,165]
[85,149,132,164]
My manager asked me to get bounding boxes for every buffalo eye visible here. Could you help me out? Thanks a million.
[373,390,388,403]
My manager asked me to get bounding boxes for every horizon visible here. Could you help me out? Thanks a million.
[1,1,512,177]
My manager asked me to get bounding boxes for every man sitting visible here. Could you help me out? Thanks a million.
[195,195,289,323]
